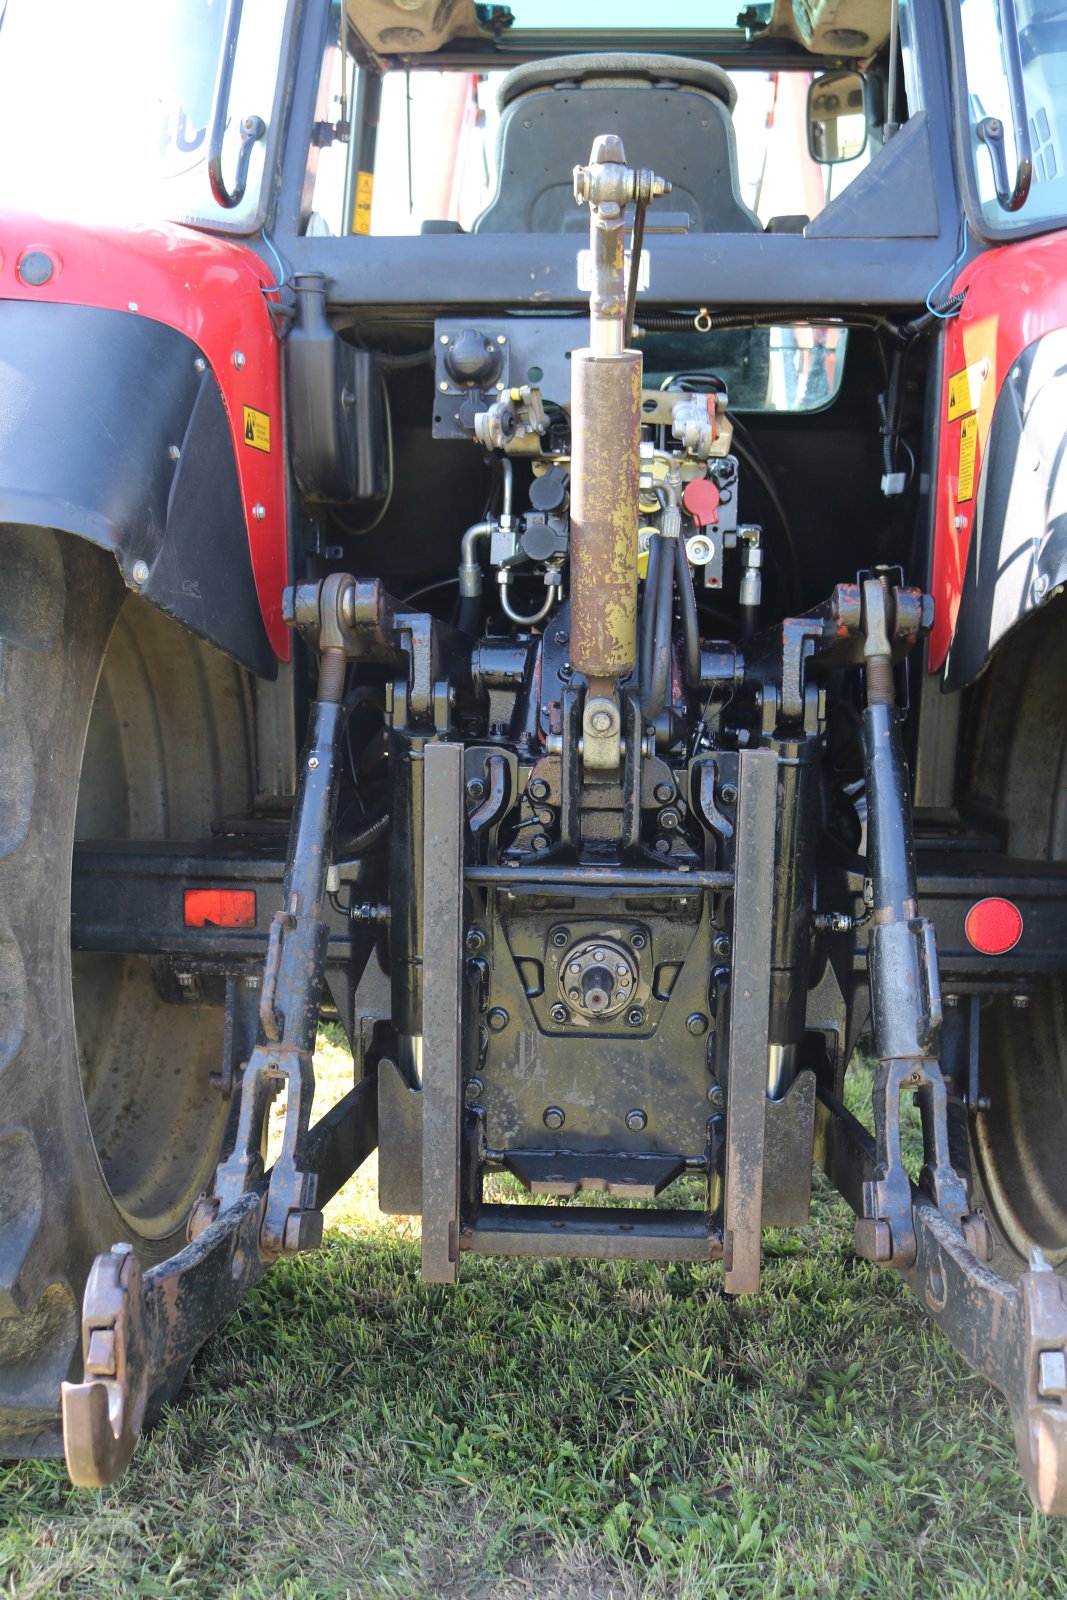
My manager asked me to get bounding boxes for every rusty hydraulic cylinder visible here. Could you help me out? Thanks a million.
[570,135,668,687]
[569,346,642,680]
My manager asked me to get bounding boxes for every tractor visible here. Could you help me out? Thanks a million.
[0,0,1066,1507]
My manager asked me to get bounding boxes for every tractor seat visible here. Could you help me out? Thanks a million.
[473,53,760,235]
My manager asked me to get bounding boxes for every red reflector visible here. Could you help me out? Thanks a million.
[964,897,1023,955]
[183,888,257,929]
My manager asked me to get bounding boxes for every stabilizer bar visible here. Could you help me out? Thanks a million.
[816,1087,1067,1515]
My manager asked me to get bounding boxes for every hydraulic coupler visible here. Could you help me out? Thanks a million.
[855,576,971,1266]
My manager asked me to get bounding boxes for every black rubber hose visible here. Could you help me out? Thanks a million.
[643,536,675,720]
[456,595,482,635]
[728,420,804,607]
[337,801,391,857]
[674,535,701,688]
[637,307,896,336]
[640,533,663,708]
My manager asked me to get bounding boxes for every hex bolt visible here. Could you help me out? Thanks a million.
[720,783,738,805]
[543,1105,565,1130]
[659,807,681,831]
[590,708,614,734]
[706,1082,725,1111]
[529,777,550,802]
[551,928,569,947]
[232,349,246,368]
[686,1012,709,1036]
[550,1003,569,1024]
[464,1076,484,1107]
[131,559,150,586]
[252,503,266,521]
[625,1108,647,1133]
[1012,993,1031,1009]
[466,777,487,803]
[465,927,486,955]
[654,838,671,854]
[627,1007,645,1027]
[487,1007,509,1032]
[713,932,732,958]
[629,930,647,950]
[308,756,319,770]
[653,782,675,803]
[532,834,550,851]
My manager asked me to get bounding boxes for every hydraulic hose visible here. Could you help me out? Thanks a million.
[673,535,701,688]
[456,520,495,635]
[642,533,675,720]
[640,532,664,708]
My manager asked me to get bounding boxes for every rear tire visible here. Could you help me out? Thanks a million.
[964,599,1067,1274]
[0,529,255,1457]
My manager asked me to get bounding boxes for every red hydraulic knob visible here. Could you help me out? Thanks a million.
[682,477,721,529]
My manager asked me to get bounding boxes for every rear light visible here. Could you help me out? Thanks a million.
[964,896,1023,955]
[183,888,257,929]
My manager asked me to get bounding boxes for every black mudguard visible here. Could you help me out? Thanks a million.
[0,300,276,678]
[944,328,1067,691]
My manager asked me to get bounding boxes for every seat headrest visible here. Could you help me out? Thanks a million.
[496,52,737,115]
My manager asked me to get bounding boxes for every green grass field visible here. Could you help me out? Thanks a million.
[2,1037,1066,1599]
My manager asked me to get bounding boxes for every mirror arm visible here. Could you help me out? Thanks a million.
[207,0,267,210]
[977,0,1033,212]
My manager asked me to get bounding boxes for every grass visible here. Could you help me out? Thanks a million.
[1,1038,1066,1599]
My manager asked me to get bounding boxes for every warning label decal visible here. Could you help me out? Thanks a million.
[243,406,271,453]
[352,170,374,236]
[957,413,978,503]
[947,362,986,422]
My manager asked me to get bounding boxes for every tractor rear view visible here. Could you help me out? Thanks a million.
[0,0,1066,1510]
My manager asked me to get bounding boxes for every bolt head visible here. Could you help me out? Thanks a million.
[194,357,207,374]
[590,709,613,734]
[659,807,680,831]
[487,1007,509,1032]
[720,783,738,806]
[308,756,319,770]
[629,930,647,950]
[252,502,266,522]
[625,1108,648,1133]
[706,1083,725,1111]
[529,777,550,802]
[532,834,550,851]
[168,444,181,462]
[686,1012,709,1036]
[543,1105,565,1130]
[626,1007,645,1027]
[653,782,674,803]
[232,350,246,369]
[131,559,150,586]
[713,933,732,958]
[466,778,487,802]
[464,1076,483,1106]
[551,928,569,947]
[1012,993,1031,1009]
[550,1002,569,1023]
[465,927,486,954]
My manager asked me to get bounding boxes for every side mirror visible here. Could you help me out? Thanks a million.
[807,70,870,164]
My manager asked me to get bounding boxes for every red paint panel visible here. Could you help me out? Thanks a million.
[0,211,288,660]
[184,888,257,929]
[931,230,1067,671]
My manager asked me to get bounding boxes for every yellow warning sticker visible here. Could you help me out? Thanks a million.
[243,406,271,453]
[947,362,986,421]
[957,413,978,503]
[352,171,373,236]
